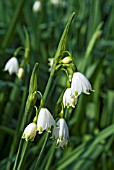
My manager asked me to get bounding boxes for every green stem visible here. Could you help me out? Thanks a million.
[44,141,56,170]
[17,142,29,170]
[34,133,49,170]
[43,75,53,101]
[6,77,29,170]
[13,139,23,170]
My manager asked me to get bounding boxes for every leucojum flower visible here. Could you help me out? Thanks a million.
[33,0,42,13]
[4,57,19,75]
[52,118,69,148]
[22,123,37,141]
[63,88,77,108]
[37,108,55,134]
[71,72,93,97]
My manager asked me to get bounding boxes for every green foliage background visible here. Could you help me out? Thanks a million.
[0,0,114,170]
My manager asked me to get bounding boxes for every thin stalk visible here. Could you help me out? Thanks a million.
[34,133,49,170]
[6,77,29,170]
[13,139,23,170]
[42,74,53,101]
[44,141,56,170]
[17,142,29,170]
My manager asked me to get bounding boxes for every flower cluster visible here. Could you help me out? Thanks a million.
[63,72,93,108]
[22,107,69,148]
[22,57,93,148]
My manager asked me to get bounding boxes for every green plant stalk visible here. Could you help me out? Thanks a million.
[0,78,22,151]
[1,0,25,49]
[17,142,29,170]
[33,12,75,169]
[44,141,56,170]
[13,139,23,170]
[55,124,114,170]
[13,12,75,170]
[6,76,29,170]
[81,22,102,73]
[34,132,49,170]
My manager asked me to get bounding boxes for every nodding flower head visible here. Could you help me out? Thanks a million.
[52,118,69,148]
[37,108,55,134]
[63,88,77,108]
[71,72,93,97]
[4,57,19,75]
[22,123,37,141]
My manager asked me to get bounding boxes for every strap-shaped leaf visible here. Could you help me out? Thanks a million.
[51,12,75,76]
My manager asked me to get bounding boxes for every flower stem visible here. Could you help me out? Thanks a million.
[34,132,49,170]
[17,141,29,170]
[13,139,23,170]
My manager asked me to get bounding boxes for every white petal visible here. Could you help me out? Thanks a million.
[78,72,92,93]
[37,108,55,134]
[53,118,69,148]
[63,88,77,108]
[71,72,93,96]
[22,123,37,141]
[4,57,19,74]
[71,73,82,96]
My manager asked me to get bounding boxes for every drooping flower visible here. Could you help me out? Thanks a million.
[33,0,42,13]
[22,123,37,141]
[37,108,55,134]
[63,88,77,108]
[71,72,93,97]
[4,57,19,75]
[52,118,69,148]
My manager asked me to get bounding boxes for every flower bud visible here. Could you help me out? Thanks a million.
[62,56,72,64]
[17,68,24,79]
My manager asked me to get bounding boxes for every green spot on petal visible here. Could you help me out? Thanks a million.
[67,103,70,108]
[39,127,42,133]
[72,100,75,107]
[60,136,63,140]
[75,91,78,96]
[86,89,90,94]
[48,127,51,133]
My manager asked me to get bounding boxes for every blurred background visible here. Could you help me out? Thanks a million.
[0,0,114,170]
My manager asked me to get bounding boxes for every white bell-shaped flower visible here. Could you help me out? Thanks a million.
[37,108,55,134]
[71,72,93,97]
[22,123,37,141]
[33,0,42,13]
[63,88,77,108]
[53,118,69,148]
[4,57,19,75]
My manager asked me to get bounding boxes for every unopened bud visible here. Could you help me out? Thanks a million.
[62,57,72,64]
[17,68,24,79]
